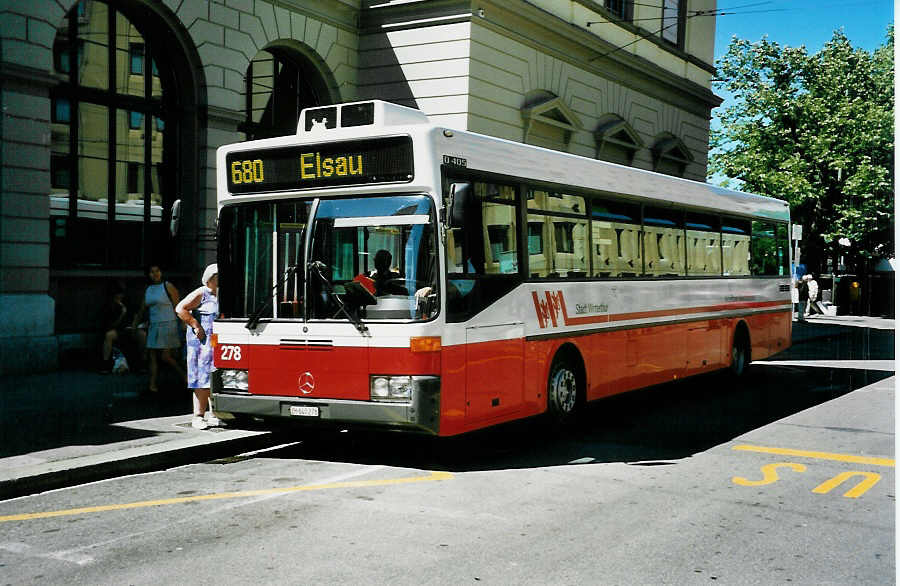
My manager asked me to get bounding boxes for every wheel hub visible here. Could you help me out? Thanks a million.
[550,368,577,413]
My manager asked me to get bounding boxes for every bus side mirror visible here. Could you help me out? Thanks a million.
[447,182,473,228]
[169,199,182,238]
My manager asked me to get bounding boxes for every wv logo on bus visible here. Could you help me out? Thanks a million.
[532,290,565,329]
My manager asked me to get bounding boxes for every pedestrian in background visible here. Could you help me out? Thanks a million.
[805,274,819,317]
[795,274,810,322]
[133,264,186,393]
[176,263,220,430]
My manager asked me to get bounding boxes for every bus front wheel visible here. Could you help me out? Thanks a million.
[730,329,750,377]
[547,356,580,421]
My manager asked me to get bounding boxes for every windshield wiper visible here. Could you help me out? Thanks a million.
[307,261,369,335]
[245,265,299,330]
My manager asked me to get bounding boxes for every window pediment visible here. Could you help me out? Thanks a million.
[595,114,642,166]
[652,133,693,177]
[521,95,581,133]
[521,94,581,151]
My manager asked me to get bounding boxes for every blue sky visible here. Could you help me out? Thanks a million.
[713,0,893,58]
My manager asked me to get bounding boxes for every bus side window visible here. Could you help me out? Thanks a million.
[476,182,517,276]
[750,220,781,276]
[722,218,751,276]
[591,199,640,277]
[685,212,719,277]
[643,206,683,277]
[618,225,641,276]
[775,223,789,276]
[529,189,587,278]
[592,220,613,276]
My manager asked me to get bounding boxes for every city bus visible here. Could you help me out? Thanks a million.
[211,100,792,436]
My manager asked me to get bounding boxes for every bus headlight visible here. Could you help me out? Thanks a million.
[220,369,249,391]
[370,376,412,402]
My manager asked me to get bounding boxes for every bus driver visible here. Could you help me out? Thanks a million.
[370,249,407,296]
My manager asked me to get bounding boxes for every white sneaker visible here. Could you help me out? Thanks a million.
[205,413,220,427]
[191,416,208,430]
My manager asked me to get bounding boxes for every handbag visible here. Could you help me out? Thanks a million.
[111,347,130,374]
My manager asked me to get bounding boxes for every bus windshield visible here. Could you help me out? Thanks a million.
[218,194,438,324]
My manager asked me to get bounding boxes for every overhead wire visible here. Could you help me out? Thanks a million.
[587,1,788,62]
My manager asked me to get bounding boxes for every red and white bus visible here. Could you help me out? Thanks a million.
[211,100,792,436]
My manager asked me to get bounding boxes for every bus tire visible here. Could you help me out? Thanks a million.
[547,354,580,422]
[730,327,750,377]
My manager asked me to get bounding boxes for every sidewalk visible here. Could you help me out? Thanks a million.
[791,313,894,338]
[0,314,894,501]
[0,370,275,500]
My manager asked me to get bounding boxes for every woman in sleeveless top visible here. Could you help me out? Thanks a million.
[176,264,220,430]
[133,265,186,392]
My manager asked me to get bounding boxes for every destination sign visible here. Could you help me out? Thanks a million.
[226,136,413,194]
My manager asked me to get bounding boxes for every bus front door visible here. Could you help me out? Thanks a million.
[465,322,525,421]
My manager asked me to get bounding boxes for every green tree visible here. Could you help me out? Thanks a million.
[710,29,894,274]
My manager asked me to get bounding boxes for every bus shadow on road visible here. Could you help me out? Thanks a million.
[276,362,892,473]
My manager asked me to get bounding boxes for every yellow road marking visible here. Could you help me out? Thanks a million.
[732,462,806,486]
[0,470,453,523]
[733,444,895,468]
[812,471,882,499]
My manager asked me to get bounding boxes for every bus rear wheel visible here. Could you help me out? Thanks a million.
[547,356,580,421]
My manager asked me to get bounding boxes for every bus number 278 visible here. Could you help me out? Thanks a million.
[220,345,242,361]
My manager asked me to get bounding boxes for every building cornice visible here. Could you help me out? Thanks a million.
[269,0,361,32]
[360,0,722,116]
[477,0,722,115]
[570,0,717,75]
[359,0,471,31]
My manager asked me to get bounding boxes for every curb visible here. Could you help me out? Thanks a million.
[0,431,278,501]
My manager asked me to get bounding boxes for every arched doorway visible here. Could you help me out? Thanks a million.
[49,0,199,270]
[242,46,336,140]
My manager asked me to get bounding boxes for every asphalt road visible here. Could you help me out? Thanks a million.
[0,325,894,584]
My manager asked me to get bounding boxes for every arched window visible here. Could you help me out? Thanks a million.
[651,133,693,177]
[521,91,581,152]
[594,114,642,166]
[50,0,182,268]
[243,48,331,140]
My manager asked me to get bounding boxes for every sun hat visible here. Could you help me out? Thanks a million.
[201,263,218,286]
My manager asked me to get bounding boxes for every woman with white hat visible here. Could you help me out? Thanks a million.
[176,263,220,429]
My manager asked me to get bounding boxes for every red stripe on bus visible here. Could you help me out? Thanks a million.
[607,300,787,323]
[534,289,788,330]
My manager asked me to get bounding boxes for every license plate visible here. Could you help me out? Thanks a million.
[289,405,319,417]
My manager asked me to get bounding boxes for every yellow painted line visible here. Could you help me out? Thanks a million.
[812,471,882,499]
[0,470,453,523]
[733,445,895,468]
[732,462,807,486]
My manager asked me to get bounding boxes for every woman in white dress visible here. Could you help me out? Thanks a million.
[176,264,220,429]
[133,264,186,392]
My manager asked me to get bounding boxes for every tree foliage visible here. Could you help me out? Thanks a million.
[710,28,894,273]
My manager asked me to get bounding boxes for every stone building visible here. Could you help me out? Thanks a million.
[0,0,720,374]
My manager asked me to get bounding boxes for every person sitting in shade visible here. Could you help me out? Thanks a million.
[99,280,128,373]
